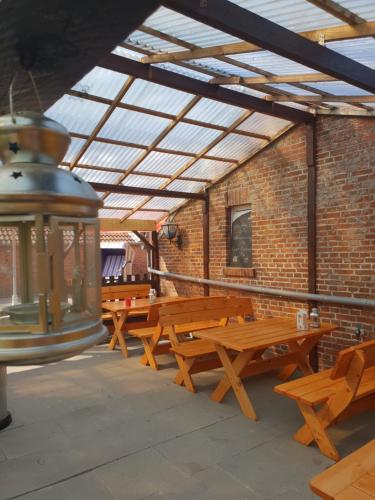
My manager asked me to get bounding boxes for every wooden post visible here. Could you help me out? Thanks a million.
[151,230,160,295]
[306,120,318,372]
[203,193,210,296]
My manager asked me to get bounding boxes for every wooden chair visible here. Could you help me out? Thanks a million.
[274,339,375,461]
[158,296,254,393]
[128,296,228,370]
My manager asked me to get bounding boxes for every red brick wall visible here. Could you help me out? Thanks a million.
[159,116,375,369]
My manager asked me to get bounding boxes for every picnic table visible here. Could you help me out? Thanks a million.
[194,317,337,421]
[102,296,194,358]
[310,439,375,499]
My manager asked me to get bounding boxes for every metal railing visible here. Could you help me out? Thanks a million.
[148,268,375,309]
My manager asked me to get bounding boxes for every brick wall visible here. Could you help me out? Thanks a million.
[159,116,375,369]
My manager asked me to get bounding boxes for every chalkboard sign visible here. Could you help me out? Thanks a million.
[229,206,252,268]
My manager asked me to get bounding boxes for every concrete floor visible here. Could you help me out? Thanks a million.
[0,341,373,500]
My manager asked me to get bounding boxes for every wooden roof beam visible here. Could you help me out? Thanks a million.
[161,0,375,94]
[266,95,375,103]
[90,181,206,199]
[305,0,364,25]
[140,21,375,64]
[210,74,337,85]
[100,55,313,123]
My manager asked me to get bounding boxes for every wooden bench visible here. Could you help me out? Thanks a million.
[102,283,151,327]
[310,439,375,499]
[158,296,254,393]
[274,339,375,461]
[129,296,228,370]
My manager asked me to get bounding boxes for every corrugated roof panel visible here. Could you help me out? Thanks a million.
[229,51,317,75]
[122,174,166,189]
[129,211,167,221]
[134,151,190,175]
[229,1,341,31]
[236,113,291,136]
[72,66,129,100]
[183,159,234,180]
[336,1,375,21]
[112,46,143,61]
[158,123,222,154]
[208,134,266,161]
[72,168,121,184]
[126,29,182,53]
[62,137,86,163]
[304,81,373,96]
[46,95,109,135]
[187,57,258,78]
[143,6,241,47]
[99,208,132,219]
[105,193,149,208]
[167,179,207,193]
[81,141,144,170]
[223,84,268,99]
[154,62,212,82]
[185,98,246,127]
[58,164,70,171]
[327,38,375,69]
[98,108,171,145]
[266,84,317,96]
[122,79,194,115]
[143,196,186,210]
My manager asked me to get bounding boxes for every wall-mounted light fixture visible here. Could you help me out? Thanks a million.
[161,221,182,249]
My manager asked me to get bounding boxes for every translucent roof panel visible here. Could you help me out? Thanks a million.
[185,98,246,127]
[126,30,182,53]
[229,51,317,75]
[158,123,222,154]
[72,168,122,184]
[154,62,212,82]
[112,46,143,61]
[187,58,258,78]
[327,38,375,70]
[80,141,144,170]
[229,1,341,31]
[63,137,86,163]
[122,79,194,115]
[105,193,149,208]
[72,66,129,100]
[99,208,131,219]
[167,179,207,193]
[183,159,234,180]
[208,134,266,161]
[122,174,166,189]
[304,81,373,96]
[143,197,186,210]
[236,113,291,137]
[134,151,190,176]
[129,211,168,221]
[98,108,171,145]
[143,6,241,47]
[46,95,109,135]
[336,1,375,21]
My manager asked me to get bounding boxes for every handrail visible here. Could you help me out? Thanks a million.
[148,268,375,309]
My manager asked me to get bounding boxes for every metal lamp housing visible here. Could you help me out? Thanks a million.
[0,112,107,366]
[161,222,178,241]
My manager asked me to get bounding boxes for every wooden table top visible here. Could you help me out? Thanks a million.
[193,318,337,352]
[310,439,375,499]
[102,296,196,313]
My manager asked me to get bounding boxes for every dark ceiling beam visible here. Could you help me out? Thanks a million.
[90,182,205,200]
[161,0,375,95]
[100,55,313,123]
[305,0,364,25]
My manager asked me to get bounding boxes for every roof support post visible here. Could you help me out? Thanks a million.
[151,231,160,295]
[306,120,318,372]
[203,193,210,296]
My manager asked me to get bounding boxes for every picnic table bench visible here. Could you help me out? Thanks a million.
[310,439,375,499]
[193,318,337,421]
[275,339,375,461]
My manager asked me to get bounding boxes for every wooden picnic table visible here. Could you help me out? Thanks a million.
[194,317,337,421]
[310,439,375,499]
[102,296,195,359]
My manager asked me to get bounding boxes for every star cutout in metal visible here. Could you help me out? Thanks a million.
[10,171,23,179]
[8,142,20,154]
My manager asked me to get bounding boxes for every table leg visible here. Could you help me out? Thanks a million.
[140,325,163,368]
[213,346,258,421]
[108,311,129,358]
[278,337,317,381]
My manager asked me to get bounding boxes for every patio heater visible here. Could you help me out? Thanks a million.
[0,111,107,430]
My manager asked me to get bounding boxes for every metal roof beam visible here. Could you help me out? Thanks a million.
[100,55,313,123]
[161,0,375,95]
